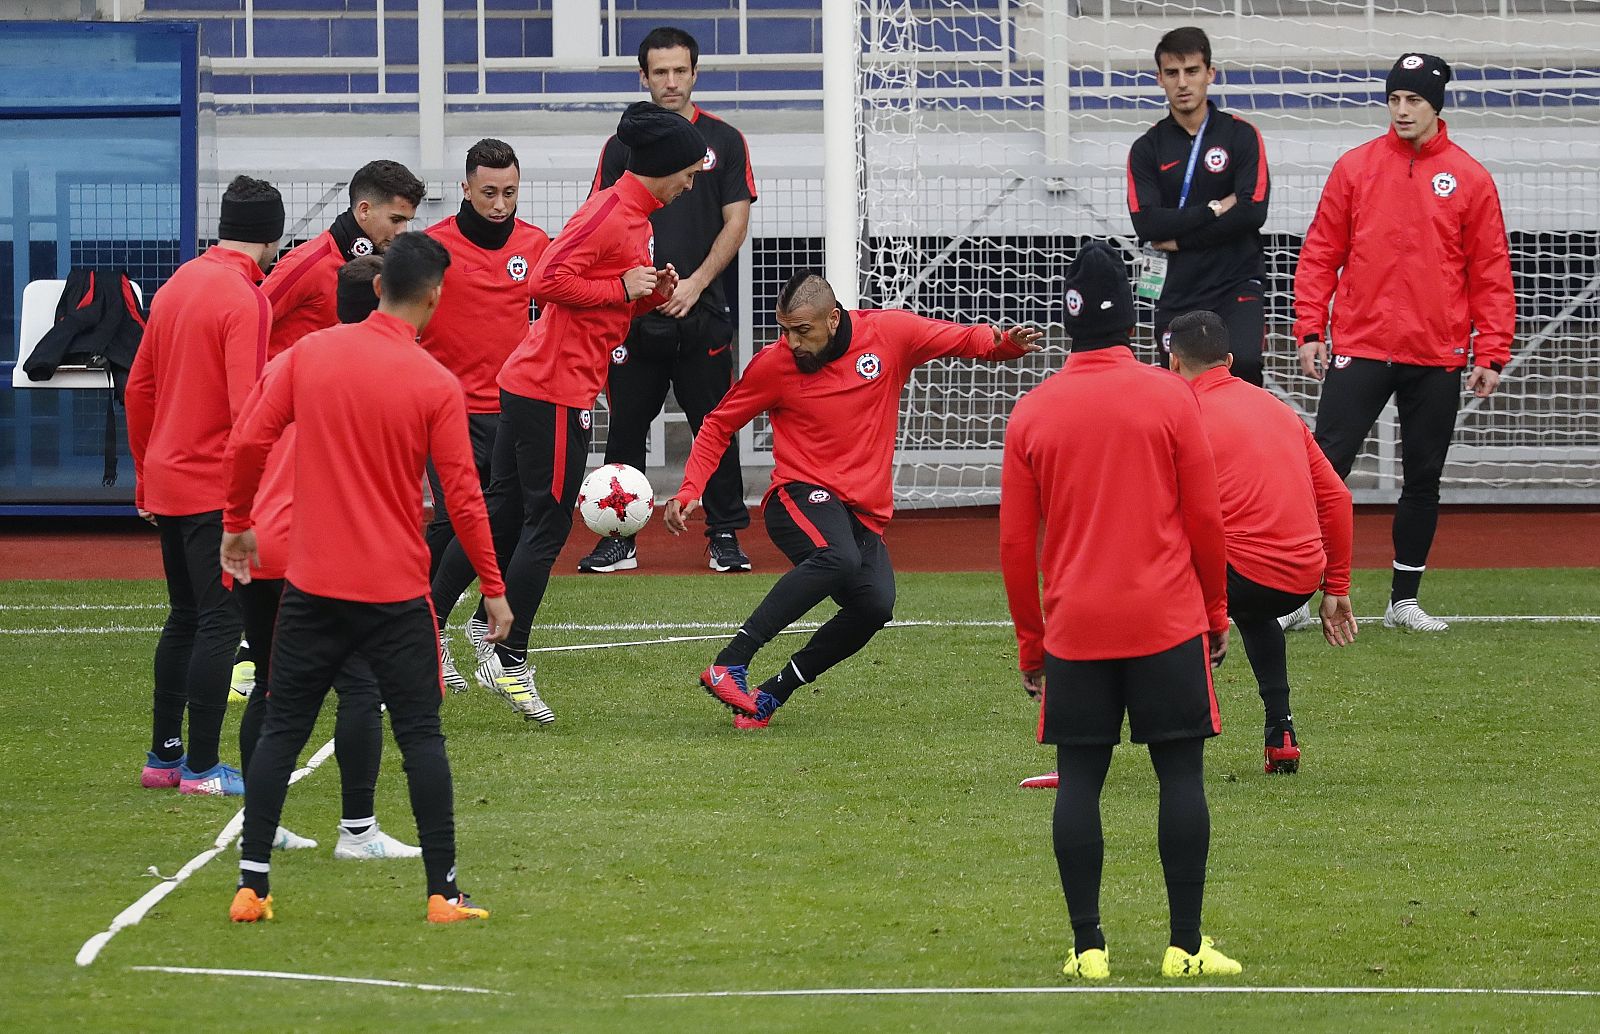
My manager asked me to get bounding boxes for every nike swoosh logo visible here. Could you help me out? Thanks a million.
[707,345,730,357]
[1160,160,1182,172]
[711,672,725,685]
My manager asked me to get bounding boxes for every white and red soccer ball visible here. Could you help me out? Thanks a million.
[577,463,654,538]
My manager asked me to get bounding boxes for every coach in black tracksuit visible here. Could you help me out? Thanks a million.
[1127,26,1271,386]
[578,26,757,575]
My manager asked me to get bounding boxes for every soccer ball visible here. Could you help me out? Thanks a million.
[577,463,654,538]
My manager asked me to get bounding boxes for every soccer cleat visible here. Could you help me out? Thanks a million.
[334,824,422,859]
[1385,599,1449,632]
[700,663,757,715]
[1265,727,1301,775]
[238,826,319,851]
[479,655,555,724]
[229,887,274,923]
[141,751,185,789]
[578,535,637,573]
[1063,947,1110,981]
[427,893,489,923]
[439,631,469,694]
[179,761,245,797]
[1277,603,1316,632]
[230,660,255,703]
[1161,936,1243,978]
[707,531,752,573]
[733,689,781,730]
[1019,771,1060,790]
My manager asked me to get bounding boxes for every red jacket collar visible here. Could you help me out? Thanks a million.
[614,171,666,215]
[1384,118,1451,158]
[1063,344,1138,367]
[1189,364,1235,394]
[360,309,422,343]
[203,245,267,282]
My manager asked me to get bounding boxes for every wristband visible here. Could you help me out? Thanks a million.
[1487,361,1504,374]
[619,275,631,302]
[1301,333,1321,346]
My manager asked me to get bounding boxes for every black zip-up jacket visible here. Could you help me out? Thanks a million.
[1126,100,1271,313]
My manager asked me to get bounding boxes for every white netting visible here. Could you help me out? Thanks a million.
[852,0,1600,504]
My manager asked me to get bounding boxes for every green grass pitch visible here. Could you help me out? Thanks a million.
[1,569,1596,1032]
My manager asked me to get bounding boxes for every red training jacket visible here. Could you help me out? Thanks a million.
[261,230,343,361]
[224,311,504,603]
[497,173,669,409]
[674,309,1028,533]
[422,215,550,413]
[1293,121,1515,369]
[1000,346,1227,668]
[125,246,271,515]
[1188,366,1352,596]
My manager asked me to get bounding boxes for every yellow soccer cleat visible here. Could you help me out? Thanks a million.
[1161,936,1242,978]
[1063,947,1110,980]
[427,893,489,923]
[229,887,273,923]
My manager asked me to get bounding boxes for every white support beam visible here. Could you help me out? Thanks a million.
[554,0,602,64]
[821,0,860,308]
[418,0,446,172]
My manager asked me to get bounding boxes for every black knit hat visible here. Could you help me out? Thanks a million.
[618,101,706,177]
[1386,53,1451,113]
[1061,242,1135,349]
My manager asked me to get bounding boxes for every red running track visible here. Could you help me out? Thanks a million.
[1,506,1595,581]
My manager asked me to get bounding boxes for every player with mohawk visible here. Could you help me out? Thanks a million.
[665,270,1042,727]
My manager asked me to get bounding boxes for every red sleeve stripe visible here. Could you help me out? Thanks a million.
[75,272,97,310]
[120,276,147,328]
[542,193,622,271]
[776,485,828,549]
[262,239,329,304]
[1126,155,1141,213]
[1249,120,1269,203]
[253,286,271,377]
[1203,634,1222,733]
[741,134,758,202]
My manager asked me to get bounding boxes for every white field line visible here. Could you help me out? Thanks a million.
[75,738,338,967]
[130,965,504,995]
[10,616,1600,637]
[627,985,1600,1000]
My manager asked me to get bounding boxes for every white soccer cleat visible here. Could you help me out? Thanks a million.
[439,630,469,694]
[333,824,422,860]
[238,826,319,852]
[1384,599,1449,632]
[497,662,556,725]
[1277,603,1316,632]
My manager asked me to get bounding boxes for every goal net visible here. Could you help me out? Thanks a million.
[851,0,1600,505]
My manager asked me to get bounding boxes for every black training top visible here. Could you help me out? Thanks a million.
[594,105,757,315]
[1126,100,1271,313]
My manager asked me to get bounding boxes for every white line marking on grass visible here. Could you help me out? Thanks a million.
[14,615,1600,638]
[130,965,505,995]
[75,738,338,967]
[0,602,168,610]
[627,985,1600,1000]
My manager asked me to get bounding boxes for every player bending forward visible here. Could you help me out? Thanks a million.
[665,270,1041,727]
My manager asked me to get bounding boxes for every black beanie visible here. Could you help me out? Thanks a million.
[618,101,706,177]
[1386,53,1451,113]
[1061,242,1135,349]
[218,194,285,244]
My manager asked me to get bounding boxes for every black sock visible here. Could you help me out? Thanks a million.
[426,868,460,899]
[239,867,269,896]
[715,629,759,669]
[1260,690,1291,729]
[1391,566,1424,604]
[1072,920,1106,955]
[153,738,185,764]
[495,645,525,667]
[341,819,374,838]
[758,661,808,704]
[1149,738,1209,958]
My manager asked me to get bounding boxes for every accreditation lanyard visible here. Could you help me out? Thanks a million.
[1177,110,1212,209]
